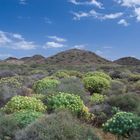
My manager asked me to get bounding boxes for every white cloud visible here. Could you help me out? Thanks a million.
[44,17,52,24]
[102,13,123,20]
[0,31,36,50]
[19,0,27,5]
[43,41,65,49]
[118,19,129,26]
[0,31,11,44]
[115,0,140,23]
[69,0,103,8]
[135,7,140,21]
[72,10,123,20]
[116,0,140,7]
[96,50,103,55]
[73,44,87,49]
[48,36,67,42]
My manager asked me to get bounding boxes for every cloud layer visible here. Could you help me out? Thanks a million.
[0,31,36,50]
[70,0,140,26]
[69,0,103,8]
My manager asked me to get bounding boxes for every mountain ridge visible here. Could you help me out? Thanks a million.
[2,49,140,66]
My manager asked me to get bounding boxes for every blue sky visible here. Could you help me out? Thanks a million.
[0,0,140,60]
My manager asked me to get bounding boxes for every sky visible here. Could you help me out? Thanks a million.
[0,0,140,60]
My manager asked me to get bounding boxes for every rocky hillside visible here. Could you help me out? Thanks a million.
[45,49,112,65]
[114,57,140,66]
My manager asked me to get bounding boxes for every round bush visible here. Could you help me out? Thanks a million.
[0,77,22,107]
[57,77,86,101]
[128,74,140,82]
[33,77,60,94]
[12,110,43,128]
[2,96,46,113]
[83,76,110,94]
[66,70,83,78]
[15,110,100,140]
[109,80,126,95]
[84,71,111,81]
[90,93,106,104]
[132,80,140,92]
[53,71,69,79]
[103,111,140,138]
[107,93,140,114]
[0,114,19,140]
[47,92,85,114]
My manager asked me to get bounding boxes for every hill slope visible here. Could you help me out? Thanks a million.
[45,49,112,65]
[114,57,140,66]
[20,55,46,64]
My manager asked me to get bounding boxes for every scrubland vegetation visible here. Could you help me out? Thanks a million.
[0,50,140,140]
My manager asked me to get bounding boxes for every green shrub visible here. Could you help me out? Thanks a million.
[84,71,111,81]
[2,96,46,113]
[132,80,140,91]
[53,70,69,79]
[103,112,140,138]
[109,69,131,79]
[47,92,85,114]
[31,94,46,100]
[15,110,100,140]
[33,77,60,94]
[66,70,83,78]
[12,110,43,128]
[107,93,140,114]
[128,74,140,82]
[83,76,110,94]
[0,77,22,107]
[109,80,126,95]
[90,93,106,104]
[47,92,93,120]
[0,114,19,140]
[93,111,108,127]
[57,77,86,101]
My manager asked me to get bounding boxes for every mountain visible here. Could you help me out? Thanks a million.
[20,55,46,64]
[4,57,24,65]
[114,57,140,66]
[45,49,112,65]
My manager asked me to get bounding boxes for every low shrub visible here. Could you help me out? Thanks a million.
[83,76,110,94]
[109,69,131,79]
[107,93,140,114]
[93,111,108,127]
[132,80,140,92]
[12,110,43,128]
[0,77,22,107]
[53,70,69,79]
[109,80,126,95]
[33,77,60,94]
[47,92,85,114]
[90,93,106,104]
[30,94,46,100]
[103,112,140,139]
[66,70,83,78]
[84,71,111,81]
[2,96,46,113]
[47,92,93,120]
[128,74,140,82]
[0,114,19,140]
[57,77,86,101]
[15,110,100,140]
